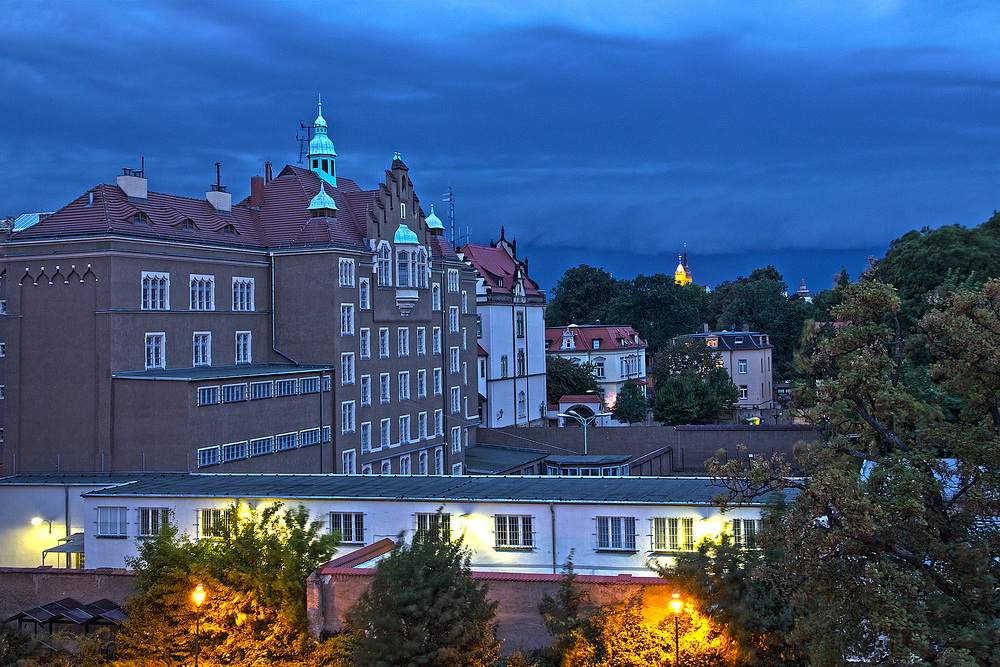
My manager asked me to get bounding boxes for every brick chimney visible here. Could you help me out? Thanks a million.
[250,176,265,209]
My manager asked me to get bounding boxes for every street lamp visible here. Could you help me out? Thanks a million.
[670,590,683,666]
[31,517,53,533]
[557,411,611,455]
[192,583,206,667]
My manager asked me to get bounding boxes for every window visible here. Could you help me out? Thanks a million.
[416,328,426,355]
[451,387,461,413]
[193,332,211,366]
[418,451,428,475]
[398,371,410,400]
[418,412,428,439]
[400,455,411,474]
[232,278,254,311]
[516,312,526,338]
[417,369,427,398]
[516,349,525,376]
[476,315,482,339]
[432,284,442,310]
[145,333,165,369]
[432,327,442,354]
[594,361,605,378]
[461,290,468,314]
[495,515,533,548]
[222,441,248,461]
[141,272,169,310]
[596,516,636,551]
[296,428,319,447]
[329,512,365,544]
[479,359,486,378]
[592,338,601,350]
[197,446,220,467]
[342,401,356,434]
[449,306,459,333]
[199,508,232,538]
[450,347,460,373]
[397,249,416,287]
[447,269,459,292]
[399,415,411,444]
[137,508,170,538]
[132,211,150,225]
[275,379,297,397]
[452,462,463,475]
[361,464,373,475]
[189,275,215,310]
[434,447,444,475]
[415,249,428,288]
[341,304,354,335]
[276,432,298,451]
[221,384,247,403]
[322,426,332,442]
[360,375,372,406]
[300,377,320,394]
[249,436,273,456]
[500,355,509,378]
[235,331,251,364]
[652,517,695,552]
[380,418,391,449]
[400,202,407,219]
[379,328,390,358]
[359,278,371,309]
[451,426,461,454]
[732,519,761,549]
[376,242,392,286]
[739,385,749,400]
[339,259,355,287]
[738,359,748,374]
[380,373,390,403]
[462,328,467,351]
[342,449,357,475]
[360,328,371,359]
[198,386,219,406]
[398,328,410,356]
[360,422,372,453]
[415,512,450,538]
[0,343,5,357]
[433,368,443,396]
[96,507,128,538]
[518,391,527,419]
[342,353,355,385]
[434,409,443,436]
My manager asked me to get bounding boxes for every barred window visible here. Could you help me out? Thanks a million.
[596,516,636,551]
[495,515,533,548]
[197,386,219,406]
[137,507,171,537]
[199,508,233,539]
[221,384,247,403]
[197,446,220,467]
[222,441,248,461]
[275,432,298,451]
[732,519,761,549]
[652,517,695,552]
[415,512,450,539]
[302,428,322,445]
[300,377,320,394]
[275,379,297,396]
[329,512,365,544]
[249,437,273,457]
[250,381,272,400]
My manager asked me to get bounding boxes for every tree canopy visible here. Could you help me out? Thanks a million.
[606,273,710,350]
[611,382,648,425]
[546,357,600,404]
[651,340,738,425]
[545,265,624,326]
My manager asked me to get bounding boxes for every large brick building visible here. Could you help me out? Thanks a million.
[1,103,479,475]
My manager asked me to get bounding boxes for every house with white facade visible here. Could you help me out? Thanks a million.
[677,330,774,419]
[0,473,786,576]
[459,230,547,428]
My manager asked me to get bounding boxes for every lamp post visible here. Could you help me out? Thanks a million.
[556,411,611,455]
[192,583,206,667]
[669,590,682,666]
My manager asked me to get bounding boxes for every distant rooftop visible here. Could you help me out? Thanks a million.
[113,363,334,382]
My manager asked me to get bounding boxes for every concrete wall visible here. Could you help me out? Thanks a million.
[0,567,135,622]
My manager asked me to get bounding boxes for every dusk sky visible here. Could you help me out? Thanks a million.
[3,0,1000,293]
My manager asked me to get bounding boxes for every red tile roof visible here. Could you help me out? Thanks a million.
[544,325,647,352]
[317,563,668,585]
[460,243,541,295]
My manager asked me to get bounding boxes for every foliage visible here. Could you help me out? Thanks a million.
[114,503,338,666]
[345,522,499,667]
[545,265,624,326]
[538,558,591,659]
[709,279,1000,665]
[0,626,64,666]
[611,382,648,425]
[651,369,738,425]
[653,340,722,382]
[560,594,674,667]
[546,357,600,404]
[606,274,710,351]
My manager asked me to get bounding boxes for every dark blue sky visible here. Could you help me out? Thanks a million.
[3,0,1000,293]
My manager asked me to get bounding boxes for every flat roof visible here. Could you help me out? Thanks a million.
[0,472,189,486]
[112,363,334,382]
[546,455,632,465]
[463,445,549,474]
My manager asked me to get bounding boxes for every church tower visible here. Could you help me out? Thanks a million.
[307,97,337,185]
[674,247,692,286]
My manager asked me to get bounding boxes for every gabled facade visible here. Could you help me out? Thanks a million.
[1,104,479,475]
[678,330,774,415]
[459,229,546,428]
[544,324,648,410]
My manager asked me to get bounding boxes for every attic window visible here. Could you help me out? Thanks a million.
[497,277,504,288]
[181,219,197,230]
[222,224,238,236]
[132,212,150,225]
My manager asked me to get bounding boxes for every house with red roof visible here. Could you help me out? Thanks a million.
[459,230,547,428]
[0,102,479,477]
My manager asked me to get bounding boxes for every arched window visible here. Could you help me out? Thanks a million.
[517,349,526,376]
[515,312,525,338]
[397,249,412,287]
[518,391,527,419]
[415,249,428,288]
[376,243,392,286]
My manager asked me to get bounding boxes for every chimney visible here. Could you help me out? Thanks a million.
[742,324,750,332]
[264,161,273,183]
[703,323,709,333]
[206,186,232,213]
[250,176,265,209]
[117,168,147,200]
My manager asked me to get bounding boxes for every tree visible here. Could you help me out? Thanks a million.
[606,274,710,351]
[611,382,648,425]
[651,340,737,425]
[545,265,624,326]
[116,503,338,666]
[345,523,499,667]
[546,357,600,404]
[709,279,1000,664]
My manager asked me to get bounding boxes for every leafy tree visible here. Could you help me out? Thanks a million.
[709,279,1000,665]
[546,357,599,404]
[345,523,499,667]
[611,382,648,425]
[560,594,674,667]
[545,265,624,326]
[116,503,338,666]
[651,340,737,425]
[606,274,710,351]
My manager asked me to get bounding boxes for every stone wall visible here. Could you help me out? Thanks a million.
[0,567,135,621]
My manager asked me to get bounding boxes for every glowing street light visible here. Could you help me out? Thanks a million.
[31,517,53,533]
[192,584,206,667]
[670,590,683,666]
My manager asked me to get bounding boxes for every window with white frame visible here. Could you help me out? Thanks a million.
[449,306,459,333]
[199,508,232,538]
[433,368,443,396]
[340,304,354,335]
[652,517,695,552]
[190,274,215,310]
[415,512,450,538]
[416,327,426,355]
[235,331,251,364]
[275,379,297,397]
[434,447,444,475]
[398,327,409,356]
[451,387,461,413]
[398,371,410,401]
[361,464,373,475]
[516,312,525,338]
[342,401,356,434]
[193,332,211,366]
[359,278,371,309]
[379,328,390,357]
[360,375,372,406]
[400,455,411,474]
[222,441,248,461]
[415,249,428,288]
[446,347,457,374]
[329,512,365,544]
[380,418,391,449]
[418,412,428,439]
[380,460,392,475]
[360,328,371,359]
[451,426,461,454]
[300,377,320,394]
[738,359,748,374]
[417,369,427,398]
[500,355,508,378]
[462,328,467,351]
[300,428,321,446]
[141,272,169,310]
[517,349,525,376]
[399,415,411,444]
[432,327,442,354]
[275,432,297,451]
[452,462,463,475]
[397,248,417,287]
[732,519,762,549]
[360,422,372,453]
[341,353,355,385]
[380,373,390,404]
[447,269,459,292]
[197,386,219,406]
[376,242,392,286]
[339,259,355,287]
[432,284,441,310]
[197,446,220,466]
[221,384,247,403]
[461,290,468,314]
[596,516,637,551]
[137,507,171,537]
[96,507,128,537]
[434,409,444,436]
[518,391,527,419]
[323,426,332,442]
[418,451,428,475]
[477,315,482,339]
[145,333,165,369]
[495,515,533,548]
[739,385,749,400]
[232,277,254,311]
[249,436,273,456]
[342,449,357,475]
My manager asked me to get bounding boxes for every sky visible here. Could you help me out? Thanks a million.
[2,0,1000,293]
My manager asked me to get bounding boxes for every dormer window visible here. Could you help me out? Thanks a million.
[706,338,718,348]
[181,218,197,230]
[132,212,150,225]
[497,277,504,288]
[592,339,601,349]
[735,337,744,346]
[222,224,238,236]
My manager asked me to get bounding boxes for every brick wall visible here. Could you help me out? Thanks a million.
[0,567,135,621]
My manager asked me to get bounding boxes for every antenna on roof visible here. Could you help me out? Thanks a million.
[211,162,227,192]
[443,184,455,247]
[139,156,145,178]
[296,121,315,164]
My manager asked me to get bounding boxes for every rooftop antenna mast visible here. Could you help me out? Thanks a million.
[443,184,455,247]
[296,121,315,164]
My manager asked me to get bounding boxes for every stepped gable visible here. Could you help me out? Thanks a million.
[461,243,541,295]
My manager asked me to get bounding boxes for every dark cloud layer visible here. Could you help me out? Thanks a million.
[2,0,999,292]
